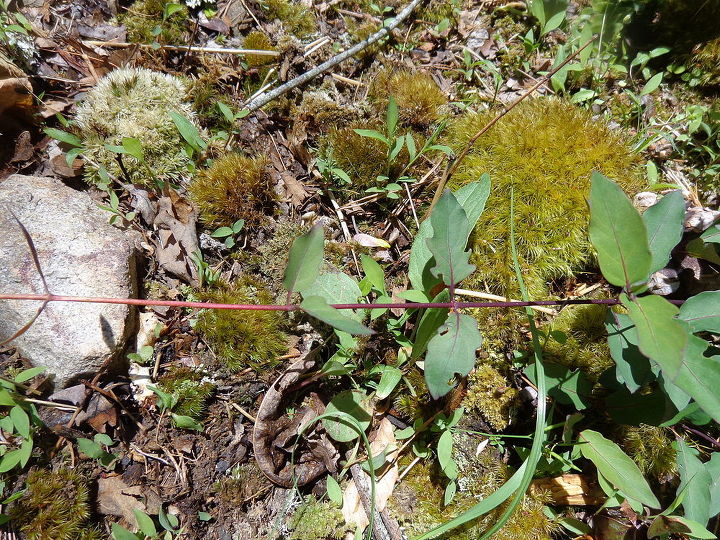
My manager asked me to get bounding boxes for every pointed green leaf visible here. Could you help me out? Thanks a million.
[13,366,45,383]
[647,515,716,540]
[386,95,398,136]
[9,406,29,439]
[323,390,372,442]
[426,190,475,288]
[353,129,389,145]
[679,291,720,334]
[578,429,660,508]
[326,475,343,505]
[643,190,685,273]
[111,522,142,540]
[674,337,720,424]
[283,225,324,298]
[411,289,450,360]
[621,294,687,379]
[43,127,83,147]
[121,137,144,161]
[524,363,592,410]
[701,224,720,244]
[676,439,712,526]
[171,414,204,431]
[133,509,157,537]
[425,312,482,399]
[360,255,386,296]
[302,272,363,321]
[409,178,490,292]
[707,453,720,517]
[589,172,652,290]
[169,110,206,151]
[605,312,653,393]
[375,366,402,399]
[300,296,373,335]
[77,438,104,459]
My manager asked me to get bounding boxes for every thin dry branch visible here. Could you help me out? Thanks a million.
[82,40,281,56]
[243,0,426,111]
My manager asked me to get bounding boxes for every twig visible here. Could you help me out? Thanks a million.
[231,402,257,423]
[243,0,426,111]
[424,36,597,219]
[82,40,281,57]
[454,288,555,315]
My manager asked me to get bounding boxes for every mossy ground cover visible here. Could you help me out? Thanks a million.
[1,0,720,538]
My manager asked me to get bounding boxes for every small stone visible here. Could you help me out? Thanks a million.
[648,268,680,296]
[685,207,720,232]
[634,191,659,210]
[0,175,139,387]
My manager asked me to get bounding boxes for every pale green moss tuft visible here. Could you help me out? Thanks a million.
[288,495,350,539]
[121,0,188,44]
[264,0,316,37]
[620,424,677,483]
[157,365,215,419]
[75,67,198,187]
[463,364,519,430]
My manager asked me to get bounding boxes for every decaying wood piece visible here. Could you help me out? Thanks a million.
[252,348,335,487]
[530,473,606,506]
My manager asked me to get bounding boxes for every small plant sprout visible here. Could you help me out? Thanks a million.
[210,219,245,249]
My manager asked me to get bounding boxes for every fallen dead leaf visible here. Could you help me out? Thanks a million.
[280,170,309,206]
[153,188,199,284]
[342,418,399,529]
[97,476,163,526]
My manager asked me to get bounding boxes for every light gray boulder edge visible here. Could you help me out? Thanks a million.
[0,174,138,387]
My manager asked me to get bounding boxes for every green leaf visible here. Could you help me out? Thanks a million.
[9,406,29,439]
[444,480,457,506]
[217,101,234,123]
[77,438,104,459]
[386,96,398,136]
[43,127,83,147]
[701,223,720,244]
[640,72,663,96]
[406,133,417,161]
[323,390,372,442]
[409,178,490,292]
[679,291,720,334]
[425,312,482,399]
[17,438,32,468]
[673,339,720,424]
[353,129,389,145]
[198,511,212,522]
[326,475,343,505]
[302,272,362,320]
[426,190,475,288]
[643,190,685,273]
[437,430,454,475]
[121,137,144,161]
[112,522,142,540]
[232,219,245,233]
[375,366,402,400]
[283,225,324,298]
[676,439,712,526]
[211,227,234,238]
[589,172,652,290]
[0,451,22,473]
[360,254,386,295]
[169,110,206,151]
[578,429,660,508]
[300,296,373,335]
[331,168,351,184]
[134,509,157,537]
[0,388,16,406]
[707,453,720,517]
[171,414,203,431]
[621,294,687,379]
[524,363,592,410]
[605,312,653,393]
[411,289,450,360]
[12,367,44,384]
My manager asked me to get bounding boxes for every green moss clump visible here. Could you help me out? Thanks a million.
[691,37,720,87]
[215,462,270,505]
[369,68,447,129]
[620,424,677,483]
[390,433,559,539]
[264,0,316,37]
[75,67,198,187]
[157,366,215,419]
[188,152,278,229]
[324,125,388,191]
[288,495,349,539]
[195,280,287,371]
[121,0,188,44]
[445,98,643,299]
[463,364,519,430]
[8,469,101,539]
[543,303,612,380]
[293,90,362,131]
[243,31,277,67]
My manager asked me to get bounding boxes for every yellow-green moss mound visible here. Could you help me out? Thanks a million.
[195,280,287,371]
[121,0,188,44]
[188,152,277,229]
[8,468,101,539]
[445,98,643,297]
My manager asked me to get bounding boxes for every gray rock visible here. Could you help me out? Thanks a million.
[0,174,138,387]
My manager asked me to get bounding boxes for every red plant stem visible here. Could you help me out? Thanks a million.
[0,293,684,311]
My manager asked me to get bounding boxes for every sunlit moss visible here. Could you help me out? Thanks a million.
[463,364,519,430]
[8,469,101,539]
[121,0,188,44]
[194,279,287,371]
[264,0,316,37]
[369,67,448,129]
[75,67,198,187]
[620,424,677,483]
[157,365,215,419]
[243,31,277,67]
[188,152,278,229]
[445,98,643,300]
[288,495,349,539]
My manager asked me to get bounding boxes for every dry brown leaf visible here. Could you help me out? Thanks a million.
[97,476,163,526]
[153,189,199,284]
[342,418,399,529]
[280,170,309,206]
